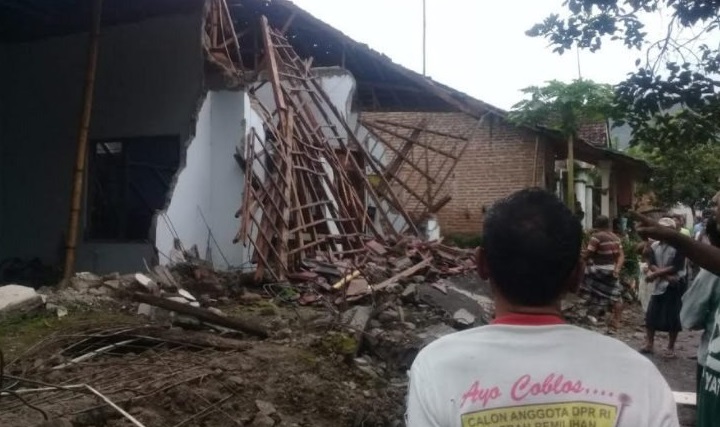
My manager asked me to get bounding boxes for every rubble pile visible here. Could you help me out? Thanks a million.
[233,19,471,286]
[0,248,488,426]
[0,17,486,427]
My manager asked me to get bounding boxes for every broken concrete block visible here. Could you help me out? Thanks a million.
[365,240,388,256]
[255,400,277,416]
[377,309,400,323]
[166,296,190,305]
[453,309,476,329]
[137,303,156,317]
[0,285,43,319]
[134,273,159,294]
[46,303,69,318]
[250,414,275,427]
[342,305,372,335]
[56,306,68,318]
[70,272,103,291]
[401,283,418,302]
[391,256,413,271]
[103,280,122,290]
[416,324,457,346]
[178,289,197,301]
[208,307,226,317]
[346,278,369,296]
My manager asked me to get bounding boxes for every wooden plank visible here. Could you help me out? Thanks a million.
[428,195,452,213]
[305,77,420,236]
[371,258,432,291]
[371,118,469,141]
[132,293,269,338]
[260,16,287,113]
[364,120,460,160]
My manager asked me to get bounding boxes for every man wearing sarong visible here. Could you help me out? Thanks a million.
[582,215,625,332]
[641,217,687,358]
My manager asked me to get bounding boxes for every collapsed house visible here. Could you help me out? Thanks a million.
[0,0,647,283]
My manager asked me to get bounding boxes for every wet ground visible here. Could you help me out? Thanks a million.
[610,304,700,427]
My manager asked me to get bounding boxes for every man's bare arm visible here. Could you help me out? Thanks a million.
[631,212,720,276]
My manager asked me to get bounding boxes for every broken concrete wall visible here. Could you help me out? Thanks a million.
[155,91,260,270]
[0,6,205,273]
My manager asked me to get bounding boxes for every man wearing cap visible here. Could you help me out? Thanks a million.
[641,217,687,357]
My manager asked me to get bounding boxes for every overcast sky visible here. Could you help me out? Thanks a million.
[291,0,688,110]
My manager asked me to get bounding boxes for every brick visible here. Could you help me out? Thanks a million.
[363,112,558,234]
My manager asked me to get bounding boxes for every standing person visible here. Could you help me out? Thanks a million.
[581,215,625,332]
[631,209,720,427]
[693,215,705,239]
[681,216,720,396]
[641,217,687,357]
[637,239,653,312]
[406,189,679,427]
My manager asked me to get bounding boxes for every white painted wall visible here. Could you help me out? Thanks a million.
[156,91,265,271]
[0,7,204,273]
[155,94,213,267]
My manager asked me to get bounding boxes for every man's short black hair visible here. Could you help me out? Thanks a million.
[707,216,720,248]
[483,188,583,307]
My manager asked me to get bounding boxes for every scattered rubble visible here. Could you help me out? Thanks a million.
[0,284,44,319]
[0,254,489,426]
[0,17,488,427]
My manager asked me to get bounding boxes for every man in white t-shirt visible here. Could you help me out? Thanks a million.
[406,188,679,427]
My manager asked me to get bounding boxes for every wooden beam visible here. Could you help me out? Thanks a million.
[132,293,269,338]
[364,120,459,160]
[370,118,469,141]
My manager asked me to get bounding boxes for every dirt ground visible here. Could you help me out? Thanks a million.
[0,303,406,427]
[0,281,701,427]
[604,303,700,427]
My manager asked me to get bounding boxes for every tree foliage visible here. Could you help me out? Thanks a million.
[509,79,615,136]
[628,142,720,209]
[528,0,720,149]
[509,79,614,211]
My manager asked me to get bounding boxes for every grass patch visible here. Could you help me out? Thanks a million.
[0,309,140,362]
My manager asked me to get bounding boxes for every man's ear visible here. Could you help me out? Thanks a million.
[476,247,490,281]
[564,260,584,294]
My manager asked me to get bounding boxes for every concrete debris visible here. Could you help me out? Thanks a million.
[46,303,69,318]
[70,272,103,291]
[250,414,276,427]
[452,309,476,329]
[0,284,44,318]
[135,273,159,294]
[400,284,418,303]
[343,306,373,336]
[416,324,458,346]
[255,400,277,416]
[178,289,197,301]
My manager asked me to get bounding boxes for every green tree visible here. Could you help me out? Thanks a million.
[628,143,720,212]
[527,0,720,150]
[509,79,614,211]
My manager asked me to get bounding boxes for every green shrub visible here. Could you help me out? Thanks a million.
[445,233,483,249]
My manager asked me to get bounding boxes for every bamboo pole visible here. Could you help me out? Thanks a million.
[567,134,575,213]
[63,0,103,281]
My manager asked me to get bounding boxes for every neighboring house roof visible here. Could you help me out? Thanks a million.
[3,0,648,175]
[578,121,610,147]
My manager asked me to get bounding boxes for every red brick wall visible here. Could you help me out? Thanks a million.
[362,112,556,235]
